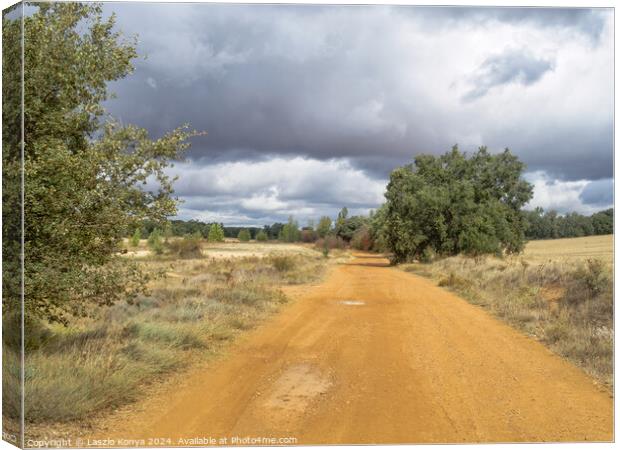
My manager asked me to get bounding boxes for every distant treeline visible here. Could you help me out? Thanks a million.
[137,219,265,239]
[523,207,613,240]
[134,208,377,250]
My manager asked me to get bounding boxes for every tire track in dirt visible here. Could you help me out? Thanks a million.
[90,253,612,444]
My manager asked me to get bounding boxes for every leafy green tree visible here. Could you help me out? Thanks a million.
[237,229,251,242]
[335,207,348,236]
[592,209,613,235]
[130,228,141,247]
[256,230,268,241]
[207,223,225,242]
[336,215,369,241]
[279,216,301,242]
[2,3,198,323]
[316,216,332,238]
[369,205,389,251]
[148,229,164,254]
[524,207,612,240]
[384,146,533,262]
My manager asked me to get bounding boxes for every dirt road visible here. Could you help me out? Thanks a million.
[94,254,612,444]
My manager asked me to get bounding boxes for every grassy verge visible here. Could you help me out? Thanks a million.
[5,249,334,425]
[402,255,613,387]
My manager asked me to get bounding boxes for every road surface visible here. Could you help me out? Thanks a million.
[94,253,612,444]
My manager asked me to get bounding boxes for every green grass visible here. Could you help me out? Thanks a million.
[4,250,332,425]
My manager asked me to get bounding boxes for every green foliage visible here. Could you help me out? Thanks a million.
[256,230,268,241]
[147,229,164,254]
[2,3,199,323]
[237,229,251,242]
[384,146,533,263]
[369,205,389,252]
[350,225,373,251]
[130,228,141,247]
[336,215,370,242]
[316,216,333,238]
[263,223,284,240]
[524,207,613,240]
[278,216,301,242]
[592,209,613,235]
[207,223,225,242]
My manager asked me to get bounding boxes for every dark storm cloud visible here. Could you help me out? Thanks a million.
[96,3,613,222]
[579,178,614,206]
[462,49,554,101]
[411,7,608,42]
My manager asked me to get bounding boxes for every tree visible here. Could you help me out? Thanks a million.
[351,225,373,251]
[335,207,348,236]
[237,229,251,242]
[2,3,199,323]
[336,215,369,241]
[523,207,612,240]
[369,205,388,252]
[384,146,533,262]
[316,216,332,238]
[207,223,225,242]
[148,229,164,254]
[300,228,317,242]
[592,209,613,235]
[256,230,268,241]
[130,228,141,247]
[279,216,301,242]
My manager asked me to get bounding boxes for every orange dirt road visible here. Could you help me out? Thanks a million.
[96,254,613,444]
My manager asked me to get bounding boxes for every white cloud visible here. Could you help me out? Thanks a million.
[166,157,386,225]
[524,171,612,215]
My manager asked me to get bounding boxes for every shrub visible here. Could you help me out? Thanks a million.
[300,229,317,243]
[238,229,251,242]
[147,228,164,254]
[270,255,296,272]
[315,235,346,250]
[577,259,609,298]
[351,225,373,251]
[167,233,203,259]
[256,230,268,241]
[130,228,141,247]
[207,223,225,242]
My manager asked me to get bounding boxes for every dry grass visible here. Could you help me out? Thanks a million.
[6,246,339,426]
[122,239,324,260]
[402,235,613,387]
[523,234,613,265]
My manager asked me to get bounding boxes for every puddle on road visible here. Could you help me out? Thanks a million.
[339,300,365,306]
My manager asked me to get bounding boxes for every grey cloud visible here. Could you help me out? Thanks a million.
[101,3,612,183]
[579,178,614,206]
[462,49,554,101]
[89,3,614,223]
[412,7,608,43]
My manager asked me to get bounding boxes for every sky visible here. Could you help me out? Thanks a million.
[101,3,614,226]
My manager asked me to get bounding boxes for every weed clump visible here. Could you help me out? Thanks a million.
[270,255,296,272]
[167,233,203,259]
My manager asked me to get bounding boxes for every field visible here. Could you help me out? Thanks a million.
[403,234,614,387]
[6,242,349,439]
[123,239,322,259]
[523,235,613,265]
